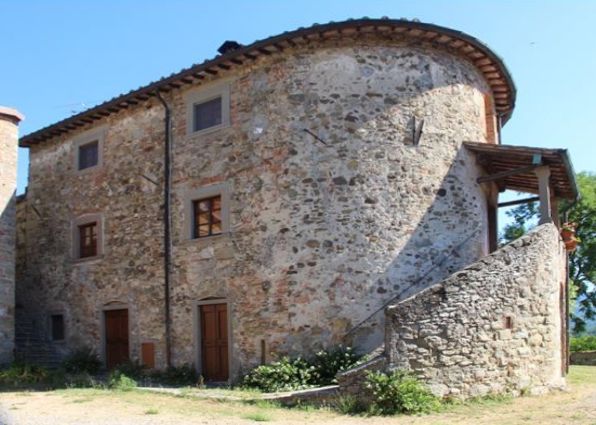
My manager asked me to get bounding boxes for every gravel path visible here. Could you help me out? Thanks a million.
[1,366,595,425]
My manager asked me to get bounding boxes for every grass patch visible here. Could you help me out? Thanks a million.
[568,365,596,385]
[144,408,159,415]
[242,411,271,422]
[70,398,92,404]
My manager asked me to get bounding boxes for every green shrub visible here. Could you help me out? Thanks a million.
[242,346,363,392]
[112,361,146,380]
[108,371,137,391]
[0,363,49,387]
[149,364,198,386]
[334,395,366,415]
[64,372,99,388]
[365,370,440,415]
[62,348,102,375]
[311,345,363,385]
[242,357,316,392]
[570,335,596,352]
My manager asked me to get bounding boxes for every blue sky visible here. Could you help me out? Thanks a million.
[1,0,594,195]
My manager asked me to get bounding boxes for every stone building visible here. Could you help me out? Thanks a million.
[13,18,577,391]
[0,107,22,366]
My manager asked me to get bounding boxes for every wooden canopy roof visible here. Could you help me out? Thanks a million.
[20,18,516,147]
[464,142,578,201]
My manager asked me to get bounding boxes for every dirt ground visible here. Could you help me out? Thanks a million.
[1,366,595,425]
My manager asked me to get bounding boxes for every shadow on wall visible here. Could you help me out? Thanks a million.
[341,145,490,351]
[270,47,494,357]
[0,189,16,366]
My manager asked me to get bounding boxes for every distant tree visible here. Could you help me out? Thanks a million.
[500,172,596,333]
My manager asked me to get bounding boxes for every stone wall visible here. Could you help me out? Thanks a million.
[386,223,567,398]
[570,351,596,366]
[17,34,496,377]
[0,107,22,365]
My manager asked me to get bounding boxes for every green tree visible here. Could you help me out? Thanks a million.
[501,172,596,333]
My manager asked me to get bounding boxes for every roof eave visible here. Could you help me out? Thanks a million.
[19,18,517,147]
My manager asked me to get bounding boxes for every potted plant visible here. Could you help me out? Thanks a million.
[561,222,580,252]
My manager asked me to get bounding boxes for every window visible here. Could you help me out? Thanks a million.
[183,183,230,241]
[193,97,223,132]
[79,222,98,258]
[193,196,222,238]
[78,140,99,170]
[51,314,65,341]
[72,214,103,260]
[73,126,105,172]
[185,83,230,135]
[484,93,497,144]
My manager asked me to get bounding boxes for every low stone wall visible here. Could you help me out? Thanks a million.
[385,223,567,398]
[570,351,596,366]
[336,354,387,401]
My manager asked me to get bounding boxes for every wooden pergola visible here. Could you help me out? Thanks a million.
[465,142,579,225]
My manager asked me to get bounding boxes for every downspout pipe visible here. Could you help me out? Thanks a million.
[156,91,172,368]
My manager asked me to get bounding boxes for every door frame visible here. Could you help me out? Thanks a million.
[192,298,233,383]
[100,303,131,368]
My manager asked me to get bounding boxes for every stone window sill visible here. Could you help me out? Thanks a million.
[72,254,104,265]
[179,232,231,246]
[188,122,231,138]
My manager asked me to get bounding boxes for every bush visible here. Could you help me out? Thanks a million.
[242,346,363,392]
[108,371,137,391]
[365,370,440,415]
[150,364,198,386]
[0,363,49,387]
[312,345,362,385]
[570,335,596,352]
[242,357,316,392]
[334,395,366,415]
[63,372,99,388]
[62,348,102,375]
[112,361,146,380]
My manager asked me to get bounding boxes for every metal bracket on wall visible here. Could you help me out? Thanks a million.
[30,204,42,219]
[303,128,327,145]
[412,116,424,146]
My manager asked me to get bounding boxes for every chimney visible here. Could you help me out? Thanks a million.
[0,106,23,366]
[217,40,243,55]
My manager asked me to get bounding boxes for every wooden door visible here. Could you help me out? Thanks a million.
[200,303,228,381]
[105,309,129,369]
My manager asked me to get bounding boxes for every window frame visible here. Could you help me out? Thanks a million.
[78,140,100,171]
[193,195,223,239]
[73,126,106,173]
[183,183,230,241]
[185,82,231,136]
[49,313,65,342]
[78,221,99,258]
[72,213,104,261]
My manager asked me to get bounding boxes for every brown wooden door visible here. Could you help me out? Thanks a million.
[105,309,129,369]
[200,303,228,381]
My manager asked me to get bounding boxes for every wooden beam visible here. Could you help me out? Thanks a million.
[477,164,541,184]
[498,196,540,208]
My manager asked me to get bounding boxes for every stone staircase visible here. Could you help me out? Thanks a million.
[14,313,62,367]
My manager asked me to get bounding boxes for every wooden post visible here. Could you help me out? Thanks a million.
[535,166,552,224]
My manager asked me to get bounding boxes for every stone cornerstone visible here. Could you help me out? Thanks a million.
[385,223,567,398]
[0,107,22,365]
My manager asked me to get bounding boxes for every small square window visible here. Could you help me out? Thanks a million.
[193,97,222,132]
[78,222,98,258]
[78,140,99,170]
[193,195,222,238]
[186,83,230,135]
[51,314,65,341]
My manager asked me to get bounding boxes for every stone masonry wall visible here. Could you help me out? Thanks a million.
[0,107,21,365]
[18,34,496,378]
[386,223,567,398]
